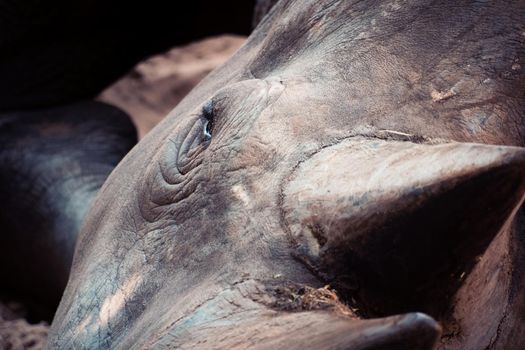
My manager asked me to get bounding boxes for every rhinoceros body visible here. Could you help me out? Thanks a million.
[48,0,525,349]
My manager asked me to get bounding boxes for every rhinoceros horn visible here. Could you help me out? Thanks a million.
[283,139,525,317]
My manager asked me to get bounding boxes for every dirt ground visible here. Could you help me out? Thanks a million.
[98,35,246,139]
[0,34,245,350]
[0,302,48,350]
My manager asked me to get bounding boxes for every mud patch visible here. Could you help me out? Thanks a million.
[431,88,457,102]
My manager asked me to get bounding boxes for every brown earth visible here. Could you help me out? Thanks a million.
[0,34,245,349]
[98,35,246,139]
[0,301,48,350]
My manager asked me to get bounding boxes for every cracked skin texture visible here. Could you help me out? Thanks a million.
[48,0,525,349]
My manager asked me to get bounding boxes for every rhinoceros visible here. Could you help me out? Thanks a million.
[47,0,525,349]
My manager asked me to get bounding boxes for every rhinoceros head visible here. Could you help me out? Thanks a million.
[48,0,525,349]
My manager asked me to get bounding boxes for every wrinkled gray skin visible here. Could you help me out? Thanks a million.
[48,0,525,349]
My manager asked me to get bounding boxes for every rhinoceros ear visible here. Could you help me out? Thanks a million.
[252,0,280,28]
[283,138,525,315]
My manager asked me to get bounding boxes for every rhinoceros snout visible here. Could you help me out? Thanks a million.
[283,137,525,317]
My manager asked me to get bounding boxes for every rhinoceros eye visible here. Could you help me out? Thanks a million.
[201,101,214,141]
[203,120,212,139]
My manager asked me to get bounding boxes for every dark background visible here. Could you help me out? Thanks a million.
[0,0,256,111]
